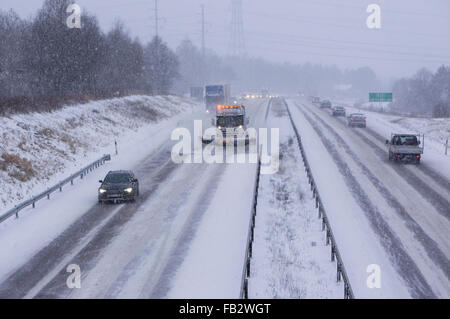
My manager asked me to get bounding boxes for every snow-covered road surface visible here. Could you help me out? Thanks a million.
[288,98,450,298]
[0,99,269,298]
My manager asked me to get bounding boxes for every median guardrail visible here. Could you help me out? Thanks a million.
[0,154,111,224]
[284,99,354,299]
[240,146,262,299]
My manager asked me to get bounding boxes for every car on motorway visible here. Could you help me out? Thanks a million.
[347,113,366,127]
[332,106,346,116]
[98,170,139,203]
[310,96,320,106]
[320,100,332,108]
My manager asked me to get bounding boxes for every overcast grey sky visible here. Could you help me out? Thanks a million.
[2,0,450,80]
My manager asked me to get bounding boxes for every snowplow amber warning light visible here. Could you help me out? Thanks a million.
[217,105,243,110]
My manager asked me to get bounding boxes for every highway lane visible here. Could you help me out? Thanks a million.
[289,98,450,298]
[0,99,269,299]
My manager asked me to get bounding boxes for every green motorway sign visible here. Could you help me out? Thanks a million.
[369,92,392,102]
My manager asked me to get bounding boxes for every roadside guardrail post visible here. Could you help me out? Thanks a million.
[337,263,341,282]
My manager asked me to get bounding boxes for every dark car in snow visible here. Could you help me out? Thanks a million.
[347,113,366,127]
[98,170,139,203]
[332,106,346,116]
[320,100,332,108]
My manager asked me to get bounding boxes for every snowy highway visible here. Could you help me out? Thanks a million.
[287,98,450,298]
[0,99,270,298]
[0,96,448,299]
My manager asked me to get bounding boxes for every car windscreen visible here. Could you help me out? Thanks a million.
[104,173,131,183]
[217,115,243,127]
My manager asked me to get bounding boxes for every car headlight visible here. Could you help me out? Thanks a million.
[124,187,133,193]
[99,189,107,194]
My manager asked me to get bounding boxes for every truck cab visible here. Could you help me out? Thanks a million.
[208,104,250,145]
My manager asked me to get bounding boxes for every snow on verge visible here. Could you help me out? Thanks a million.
[249,100,342,298]
[0,95,202,282]
[0,95,198,211]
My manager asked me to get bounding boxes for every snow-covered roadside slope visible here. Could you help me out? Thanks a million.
[0,95,199,211]
[249,99,342,298]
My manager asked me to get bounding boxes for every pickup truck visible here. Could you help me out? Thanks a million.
[386,134,424,164]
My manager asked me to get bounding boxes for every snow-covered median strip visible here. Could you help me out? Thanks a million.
[249,100,342,298]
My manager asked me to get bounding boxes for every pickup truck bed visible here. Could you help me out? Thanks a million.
[387,134,424,164]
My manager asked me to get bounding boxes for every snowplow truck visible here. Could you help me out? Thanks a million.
[203,104,250,145]
[386,133,424,164]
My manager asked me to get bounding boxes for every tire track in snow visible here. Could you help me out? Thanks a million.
[330,112,450,220]
[327,108,450,194]
[146,164,226,298]
[0,146,178,299]
[290,103,436,298]
[300,103,450,283]
[359,128,449,221]
[32,152,180,298]
[363,125,450,192]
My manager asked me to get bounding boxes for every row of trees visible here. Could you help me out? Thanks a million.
[0,0,178,107]
[392,66,450,117]
[173,39,380,99]
[5,0,446,118]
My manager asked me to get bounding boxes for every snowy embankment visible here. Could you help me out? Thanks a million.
[0,95,199,213]
[249,99,342,298]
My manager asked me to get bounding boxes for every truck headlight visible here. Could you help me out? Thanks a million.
[99,189,107,194]
[124,187,133,193]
